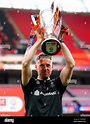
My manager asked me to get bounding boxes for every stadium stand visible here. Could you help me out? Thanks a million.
[62,13,90,44]
[0,8,90,67]
[8,9,90,66]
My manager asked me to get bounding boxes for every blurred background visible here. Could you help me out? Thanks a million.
[0,0,90,116]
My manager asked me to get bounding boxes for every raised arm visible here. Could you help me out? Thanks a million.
[60,42,75,86]
[21,35,43,86]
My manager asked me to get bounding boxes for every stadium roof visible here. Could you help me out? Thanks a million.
[0,0,90,13]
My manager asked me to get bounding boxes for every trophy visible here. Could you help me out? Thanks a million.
[30,2,70,55]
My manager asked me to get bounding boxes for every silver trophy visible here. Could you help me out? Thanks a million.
[31,2,62,55]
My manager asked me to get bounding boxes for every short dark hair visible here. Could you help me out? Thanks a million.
[35,52,52,62]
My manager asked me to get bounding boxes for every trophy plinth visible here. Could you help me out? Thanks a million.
[41,38,61,55]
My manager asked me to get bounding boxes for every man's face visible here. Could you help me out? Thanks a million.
[35,58,53,80]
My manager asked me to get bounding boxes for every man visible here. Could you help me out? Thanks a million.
[21,31,75,116]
